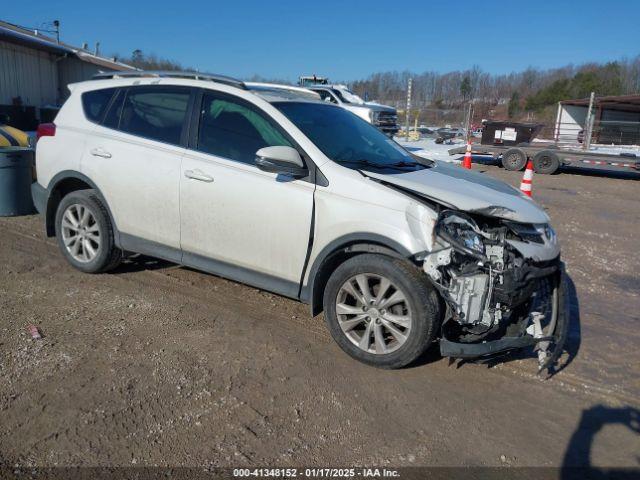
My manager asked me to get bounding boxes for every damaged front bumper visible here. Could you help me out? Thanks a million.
[421,209,567,373]
[439,262,569,372]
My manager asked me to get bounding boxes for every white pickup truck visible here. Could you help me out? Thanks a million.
[307,84,399,137]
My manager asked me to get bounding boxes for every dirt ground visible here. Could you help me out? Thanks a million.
[1,162,639,470]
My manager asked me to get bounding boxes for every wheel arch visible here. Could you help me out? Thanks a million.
[302,233,415,317]
[44,171,119,243]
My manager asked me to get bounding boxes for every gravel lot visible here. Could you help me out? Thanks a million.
[1,163,639,469]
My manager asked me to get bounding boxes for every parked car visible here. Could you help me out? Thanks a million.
[416,126,436,136]
[437,127,465,137]
[472,127,483,138]
[307,84,399,137]
[32,71,566,371]
[433,127,464,144]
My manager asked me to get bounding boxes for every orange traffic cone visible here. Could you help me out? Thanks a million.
[520,160,534,197]
[462,141,472,169]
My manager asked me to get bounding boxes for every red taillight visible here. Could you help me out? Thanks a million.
[36,123,56,141]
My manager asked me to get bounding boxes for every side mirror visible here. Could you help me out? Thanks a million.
[255,146,308,178]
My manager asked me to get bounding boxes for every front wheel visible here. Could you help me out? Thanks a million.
[323,254,441,369]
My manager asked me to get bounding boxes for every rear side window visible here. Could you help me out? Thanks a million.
[82,88,116,123]
[103,90,124,130]
[117,87,191,145]
[197,93,292,164]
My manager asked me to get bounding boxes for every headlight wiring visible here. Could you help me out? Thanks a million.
[436,210,488,261]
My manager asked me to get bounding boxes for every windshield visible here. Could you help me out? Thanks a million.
[274,102,426,172]
[332,88,365,105]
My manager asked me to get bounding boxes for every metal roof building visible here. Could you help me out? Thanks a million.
[554,94,640,146]
[0,20,137,129]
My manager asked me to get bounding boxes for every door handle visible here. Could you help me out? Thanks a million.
[184,169,214,182]
[90,148,112,159]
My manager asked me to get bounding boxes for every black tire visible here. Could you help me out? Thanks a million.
[55,189,122,273]
[323,254,441,369]
[501,148,527,171]
[532,150,560,174]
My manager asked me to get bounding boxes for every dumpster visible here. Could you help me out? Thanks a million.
[0,147,36,216]
[481,121,544,147]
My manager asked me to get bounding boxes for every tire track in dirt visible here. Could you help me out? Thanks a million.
[0,216,637,406]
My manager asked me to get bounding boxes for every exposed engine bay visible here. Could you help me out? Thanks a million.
[421,209,568,373]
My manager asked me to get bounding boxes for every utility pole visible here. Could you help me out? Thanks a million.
[554,101,562,142]
[464,101,473,142]
[53,20,60,43]
[405,78,412,139]
[583,91,596,150]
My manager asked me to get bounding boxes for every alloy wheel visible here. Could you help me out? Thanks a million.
[335,273,412,354]
[61,203,101,263]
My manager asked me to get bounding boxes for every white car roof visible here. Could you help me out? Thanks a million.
[74,72,322,104]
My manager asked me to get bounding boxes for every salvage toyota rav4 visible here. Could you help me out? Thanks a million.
[32,72,567,371]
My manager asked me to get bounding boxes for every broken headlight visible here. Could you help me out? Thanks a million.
[505,222,556,245]
[436,211,485,257]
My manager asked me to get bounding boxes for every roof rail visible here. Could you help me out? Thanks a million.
[245,82,321,99]
[92,70,246,89]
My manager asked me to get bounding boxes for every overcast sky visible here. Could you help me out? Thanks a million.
[6,0,640,81]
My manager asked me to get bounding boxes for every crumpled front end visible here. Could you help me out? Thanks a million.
[421,209,568,373]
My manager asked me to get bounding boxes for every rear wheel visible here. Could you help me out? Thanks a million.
[323,254,441,369]
[501,148,527,171]
[533,150,560,174]
[55,189,121,273]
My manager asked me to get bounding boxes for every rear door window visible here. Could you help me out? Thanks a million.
[117,87,191,146]
[82,88,116,123]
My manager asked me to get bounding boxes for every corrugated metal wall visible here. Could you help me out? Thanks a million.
[556,104,587,140]
[0,41,59,107]
[58,57,102,101]
[601,108,640,123]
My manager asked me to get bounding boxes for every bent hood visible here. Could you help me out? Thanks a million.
[364,161,550,224]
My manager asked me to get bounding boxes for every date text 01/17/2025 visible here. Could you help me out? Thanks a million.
[232,468,401,478]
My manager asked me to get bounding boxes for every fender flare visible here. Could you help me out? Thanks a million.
[301,233,415,316]
[44,170,120,245]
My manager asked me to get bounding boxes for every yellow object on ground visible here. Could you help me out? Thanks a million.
[0,124,30,147]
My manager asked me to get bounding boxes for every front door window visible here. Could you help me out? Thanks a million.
[197,93,293,165]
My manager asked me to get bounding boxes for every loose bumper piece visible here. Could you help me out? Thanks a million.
[439,265,569,374]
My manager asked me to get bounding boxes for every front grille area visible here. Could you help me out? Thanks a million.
[375,111,399,132]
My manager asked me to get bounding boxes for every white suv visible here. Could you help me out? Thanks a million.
[32,72,566,371]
